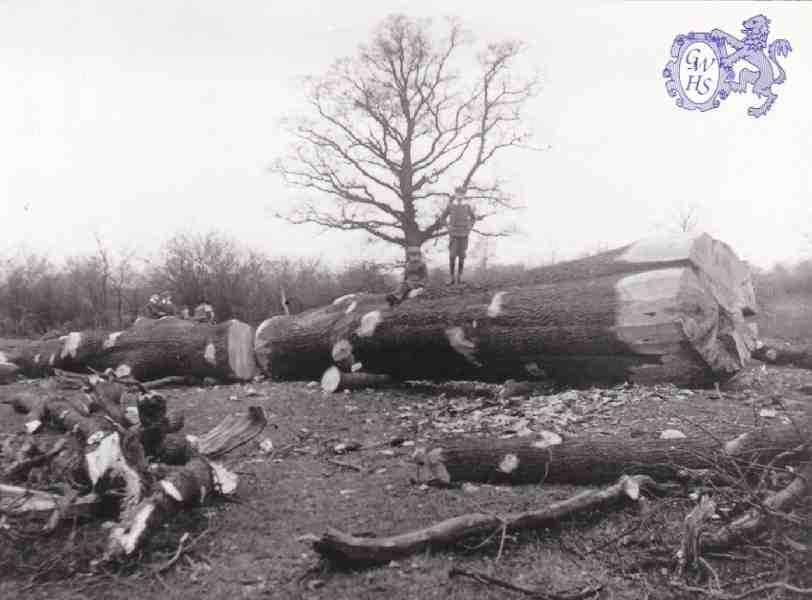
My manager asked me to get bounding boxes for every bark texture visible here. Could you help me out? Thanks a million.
[255,233,757,386]
[417,420,812,485]
[6,317,256,382]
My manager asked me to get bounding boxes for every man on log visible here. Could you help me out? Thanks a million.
[254,232,759,387]
[447,187,476,285]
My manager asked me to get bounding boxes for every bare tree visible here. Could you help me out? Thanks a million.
[672,201,701,233]
[272,14,539,253]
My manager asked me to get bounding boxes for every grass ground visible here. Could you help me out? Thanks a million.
[1,358,811,600]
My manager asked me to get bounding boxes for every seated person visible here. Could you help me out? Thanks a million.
[143,291,178,319]
[191,301,216,324]
[386,246,428,307]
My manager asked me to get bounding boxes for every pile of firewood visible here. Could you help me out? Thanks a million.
[0,372,266,565]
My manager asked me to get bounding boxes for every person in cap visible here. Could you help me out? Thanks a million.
[446,187,475,285]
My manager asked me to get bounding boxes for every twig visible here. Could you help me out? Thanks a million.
[3,436,68,480]
[583,502,667,555]
[155,532,191,574]
[672,580,812,599]
[154,527,212,574]
[495,520,507,562]
[449,567,603,599]
[327,458,364,472]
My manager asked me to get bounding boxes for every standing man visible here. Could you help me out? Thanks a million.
[447,187,475,285]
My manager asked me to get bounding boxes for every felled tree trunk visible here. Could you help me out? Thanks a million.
[6,317,256,382]
[255,233,758,386]
[752,342,812,370]
[415,420,812,485]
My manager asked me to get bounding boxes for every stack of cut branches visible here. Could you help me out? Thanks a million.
[0,371,266,567]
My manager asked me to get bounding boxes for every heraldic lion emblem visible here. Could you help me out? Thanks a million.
[711,15,792,118]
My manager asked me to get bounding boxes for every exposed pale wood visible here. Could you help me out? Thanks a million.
[312,475,661,564]
[106,457,237,558]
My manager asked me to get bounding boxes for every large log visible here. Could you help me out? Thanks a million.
[414,420,812,485]
[255,233,757,386]
[6,317,256,382]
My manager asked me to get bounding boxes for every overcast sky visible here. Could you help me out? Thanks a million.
[1,1,810,271]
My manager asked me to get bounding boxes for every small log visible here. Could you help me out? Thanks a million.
[417,420,812,485]
[752,342,812,370]
[107,457,223,558]
[6,317,255,382]
[312,474,660,564]
[320,366,392,393]
[404,379,552,399]
[0,483,99,516]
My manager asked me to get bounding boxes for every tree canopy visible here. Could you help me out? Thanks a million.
[272,14,539,251]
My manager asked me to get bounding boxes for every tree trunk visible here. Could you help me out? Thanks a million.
[752,342,812,370]
[6,317,256,382]
[254,233,757,386]
[416,420,812,485]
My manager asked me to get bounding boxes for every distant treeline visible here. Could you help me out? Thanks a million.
[3,230,810,340]
[0,232,400,337]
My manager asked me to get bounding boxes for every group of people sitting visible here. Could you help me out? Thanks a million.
[386,187,475,307]
[143,291,216,324]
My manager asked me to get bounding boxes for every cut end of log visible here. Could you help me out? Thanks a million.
[226,320,256,381]
[321,366,342,393]
[209,460,238,495]
[487,292,506,318]
[320,367,391,393]
[253,315,295,374]
[60,332,82,359]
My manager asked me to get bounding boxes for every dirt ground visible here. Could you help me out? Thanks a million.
[1,357,812,600]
